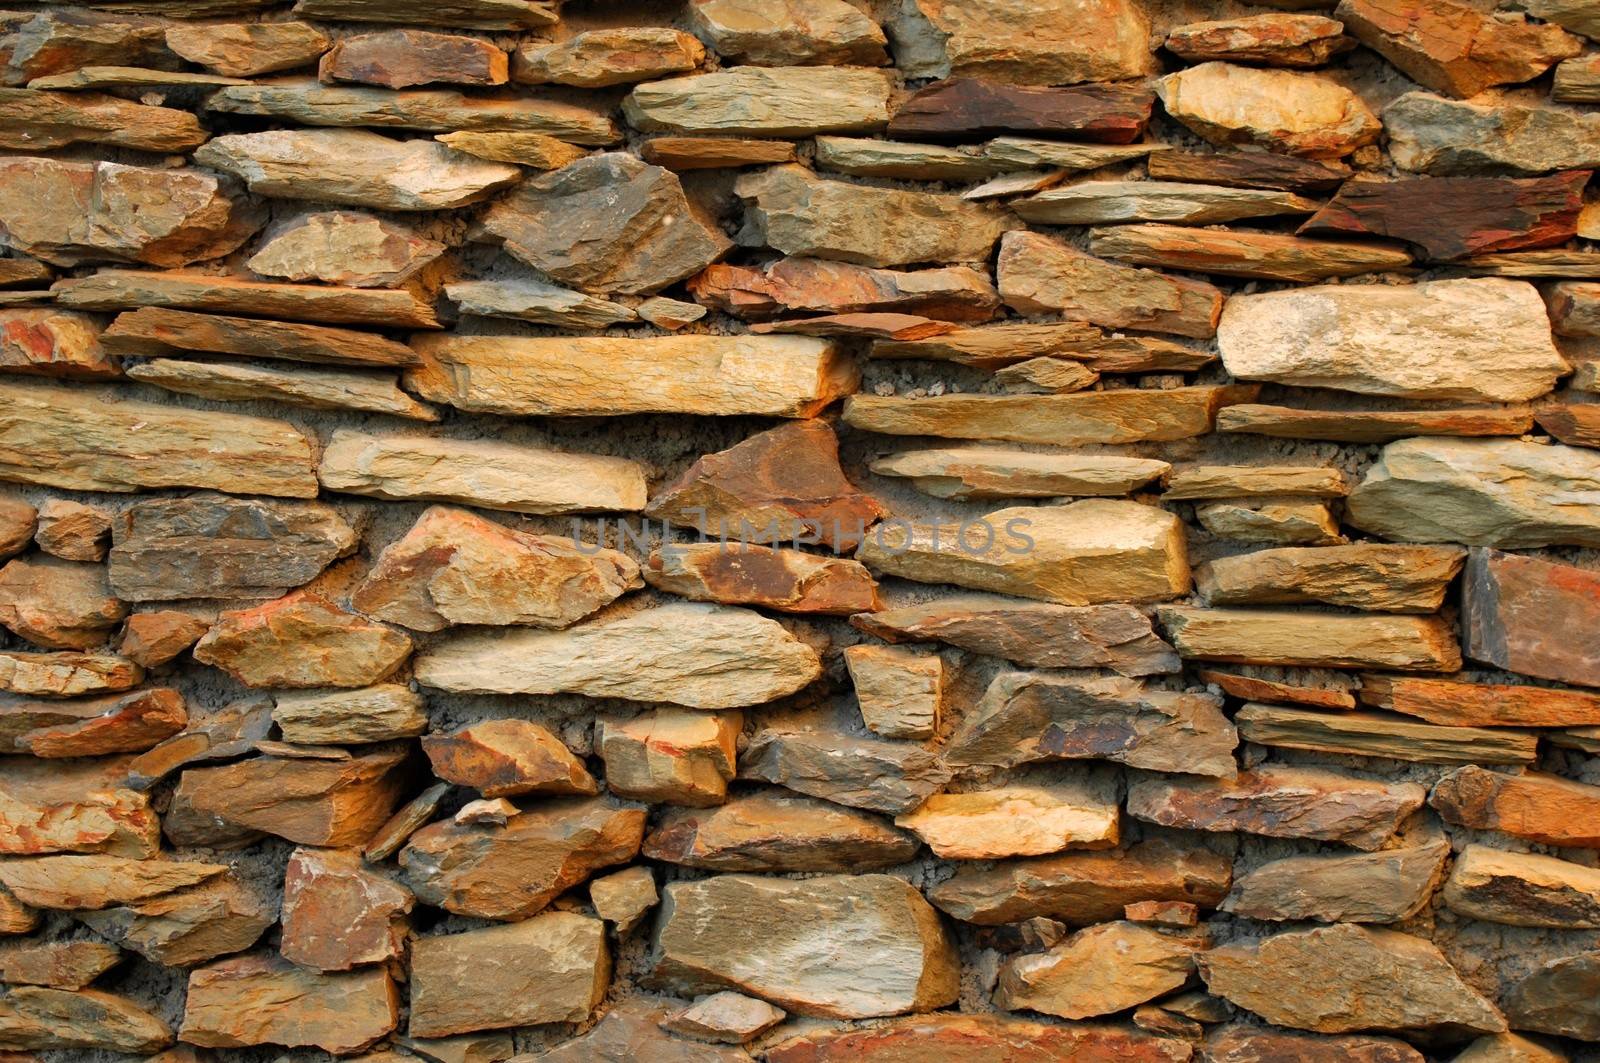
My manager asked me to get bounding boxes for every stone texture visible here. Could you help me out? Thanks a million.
[320,29,505,88]
[193,129,520,211]
[623,67,892,136]
[1195,544,1465,612]
[765,1013,1193,1062]
[663,991,784,1044]
[0,855,225,910]
[1336,0,1579,97]
[178,954,397,1055]
[598,709,739,807]
[650,873,959,1019]
[248,211,444,288]
[127,358,438,421]
[888,79,1153,142]
[0,88,204,152]
[1166,14,1354,66]
[1165,465,1349,500]
[1384,91,1600,175]
[1129,766,1426,850]
[193,593,411,689]
[290,0,557,29]
[1198,924,1504,1036]
[281,847,412,971]
[0,502,33,561]
[870,448,1170,500]
[739,729,951,814]
[0,940,120,989]
[410,914,608,1037]
[1347,438,1600,548]
[165,21,330,76]
[689,257,1000,321]
[1090,223,1412,282]
[1158,63,1381,157]
[124,697,272,790]
[32,500,109,561]
[1158,606,1462,671]
[0,755,159,856]
[1537,402,1600,448]
[516,27,704,87]
[1224,840,1450,923]
[688,0,888,66]
[813,137,1008,180]
[423,719,596,798]
[534,998,745,1062]
[998,230,1222,338]
[0,308,116,379]
[1430,766,1600,847]
[444,277,635,328]
[1202,1025,1427,1062]
[7,687,185,758]
[0,556,125,650]
[888,0,1154,84]
[351,506,639,633]
[996,921,1199,1020]
[362,782,448,863]
[644,543,880,615]
[1217,403,1535,442]
[927,841,1233,925]
[317,430,647,515]
[895,779,1120,859]
[0,650,141,698]
[735,165,1016,267]
[643,790,920,872]
[1503,953,1600,1040]
[588,866,657,934]
[1,10,179,86]
[75,274,441,328]
[78,877,271,967]
[1463,548,1600,686]
[642,136,798,170]
[1236,704,1538,765]
[0,986,172,1053]
[407,333,854,417]
[1443,844,1600,927]
[400,797,645,921]
[845,645,941,739]
[435,129,586,167]
[1015,181,1319,226]
[1359,675,1600,727]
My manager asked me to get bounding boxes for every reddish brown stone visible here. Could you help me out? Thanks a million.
[1147,151,1351,192]
[752,313,957,341]
[647,420,886,551]
[0,651,142,699]
[319,29,507,88]
[281,847,412,971]
[0,755,159,858]
[687,258,999,322]
[1360,675,1600,727]
[362,781,448,863]
[1,10,180,87]
[123,696,273,791]
[179,954,398,1055]
[32,500,110,562]
[1166,14,1355,67]
[0,940,120,989]
[1431,765,1600,847]
[1200,669,1357,710]
[767,1013,1191,1062]
[1464,548,1600,688]
[102,307,420,368]
[0,309,117,379]
[117,612,209,669]
[645,543,880,615]
[1202,1024,1423,1062]
[643,790,919,873]
[640,136,797,170]
[422,719,597,798]
[888,78,1153,143]
[1299,171,1588,260]
[0,501,34,561]
[12,687,185,758]
[1088,224,1413,282]
[1536,402,1600,448]
[0,556,127,650]
[193,592,412,689]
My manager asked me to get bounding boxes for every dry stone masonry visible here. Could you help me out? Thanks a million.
[2,0,1600,1061]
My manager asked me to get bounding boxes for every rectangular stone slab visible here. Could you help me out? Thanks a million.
[622,67,892,137]
[1147,150,1351,191]
[1463,547,1600,687]
[406,334,858,417]
[1217,403,1535,443]
[102,307,420,367]
[1194,544,1466,612]
[1359,675,1600,727]
[291,0,557,28]
[1430,765,1600,847]
[54,270,440,328]
[1089,224,1413,281]
[0,379,317,497]
[1235,704,1539,765]
[1158,606,1461,671]
[887,79,1153,143]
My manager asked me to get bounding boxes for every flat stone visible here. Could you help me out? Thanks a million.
[320,29,505,88]
[647,420,884,550]
[78,877,271,967]
[1236,704,1539,764]
[857,500,1190,607]
[1546,282,1600,337]
[871,448,1170,500]
[318,430,647,515]
[194,592,411,689]
[739,729,952,814]
[193,129,520,211]
[1464,548,1600,686]
[0,88,204,151]
[1452,1033,1569,1063]
[1383,92,1600,174]
[1148,150,1351,190]
[1347,438,1600,548]
[1219,279,1565,402]
[689,0,886,65]
[992,357,1101,394]
[589,866,658,934]
[1555,53,1600,99]
[247,211,444,288]
[663,991,784,1045]
[0,986,171,1054]
[813,136,1006,180]
[1165,465,1349,500]
[1224,840,1450,923]
[0,650,141,698]
[352,506,639,632]
[765,1013,1194,1063]
[1,10,179,86]
[407,334,854,417]
[0,940,120,989]
[0,158,259,269]
[32,500,110,561]
[423,719,596,798]
[997,921,1199,1020]
[1503,952,1600,1040]
[982,138,1167,173]
[9,688,185,758]
[536,998,746,1062]
[1443,844,1600,928]
[1129,765,1427,850]
[127,357,437,421]
[643,542,880,615]
[1089,223,1413,282]
[124,696,273,790]
[362,781,449,863]
[0,755,159,857]
[888,0,1153,83]
[598,709,739,806]
[290,0,557,29]
[0,556,126,650]
[1016,181,1318,226]
[1202,1025,1426,1062]
[434,130,586,168]
[1537,402,1600,448]
[445,278,635,328]
[641,136,797,170]
[1166,13,1354,66]
[63,274,438,334]
[927,840,1233,926]
[1337,0,1578,97]
[0,854,225,910]
[1199,924,1505,1036]
[515,27,702,87]
[845,645,941,739]
[26,65,248,90]
[638,296,706,329]
[400,797,644,921]
[1159,62,1380,157]
[1158,606,1461,671]
[944,671,1236,775]
[895,779,1120,859]
[281,847,412,971]
[623,67,891,136]
[689,258,1000,321]
[178,954,397,1055]
[1359,675,1600,727]
[1195,544,1465,612]
[0,308,116,379]
[854,596,1179,675]
[165,21,331,77]
[643,790,920,872]
[1217,403,1535,442]
[0,885,35,934]
[734,164,1017,267]
[998,231,1223,338]
[180,743,408,846]
[871,323,1212,372]
[651,873,958,1019]
[1430,765,1600,847]
[888,79,1153,143]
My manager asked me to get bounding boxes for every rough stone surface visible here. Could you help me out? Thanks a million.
[1224,841,1450,923]
[598,709,738,806]
[739,729,952,814]
[1430,766,1600,847]
[1159,606,1462,671]
[180,743,408,846]
[1195,544,1465,612]
[643,790,920,872]
[1462,548,1600,687]
[193,592,412,689]
[895,779,1120,859]
[1336,0,1579,97]
[623,67,892,136]
[1384,91,1600,174]
[424,719,596,798]
[1157,63,1381,157]
[644,542,879,615]
[178,954,397,1054]
[996,920,1199,1020]
[888,0,1154,83]
[281,846,412,970]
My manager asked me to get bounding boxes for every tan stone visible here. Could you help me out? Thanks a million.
[1504,953,1600,1040]
[663,990,784,1045]
[1166,13,1354,66]
[992,357,1100,393]
[0,886,36,935]
[857,500,1189,607]
[644,542,880,616]
[739,730,952,815]
[319,430,646,515]
[0,88,204,152]
[895,780,1119,859]
[0,855,225,910]
[689,257,1000,321]
[352,506,639,633]
[400,797,645,921]
[444,277,635,327]
[30,500,106,562]
[1384,91,1600,175]
[0,651,142,698]
[1359,675,1600,728]
[0,309,116,380]
[320,29,506,88]
[1443,844,1600,928]
[11,688,185,759]
[1158,606,1461,671]
[765,1013,1194,1062]
[60,269,440,328]
[1158,62,1381,157]
[0,986,171,1054]
[1195,544,1466,612]
[179,954,397,1055]
[291,0,557,29]
[1236,704,1539,764]
[102,313,419,373]
[0,755,158,858]
[272,688,421,748]
[889,0,1154,83]
[623,66,892,136]
[1199,924,1504,1035]
[0,940,120,989]
[1016,180,1318,226]
[688,0,886,65]
[1089,222,1414,281]
[281,847,412,971]
[0,501,33,561]
[77,877,271,968]
[598,709,739,807]
[0,556,125,650]
[165,21,331,77]
[124,697,273,791]
[984,138,1169,172]
[871,448,1170,500]
[642,135,799,170]
[1337,0,1578,97]
[1129,766,1427,850]
[247,211,443,288]
[434,130,586,169]
[2,10,179,86]
[26,66,247,91]
[1454,1033,1571,1063]
[589,866,658,934]
[128,358,438,422]
[997,921,1199,1020]
[407,333,854,416]
[410,914,608,1037]
[813,137,1008,180]
[845,645,942,739]
[194,592,411,689]
[643,790,919,872]
[112,614,202,669]
[1225,840,1449,923]
[424,719,596,799]
[1164,465,1349,500]
[1217,402,1535,442]
[1196,498,1344,545]
[515,27,704,86]
[1430,766,1600,847]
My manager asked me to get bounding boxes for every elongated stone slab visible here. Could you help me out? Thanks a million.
[1159,606,1460,671]
[870,321,1210,372]
[417,602,821,709]
[103,307,418,368]
[766,1014,1194,1062]
[446,278,635,328]
[0,985,173,1053]
[128,358,437,421]
[644,543,879,616]
[0,854,225,910]
[178,955,397,1055]
[739,730,951,815]
[887,79,1153,143]
[1224,841,1449,923]
[515,26,704,86]
[888,0,1153,83]
[317,430,647,515]
[246,210,445,288]
[0,87,205,151]
[853,596,1179,675]
[182,743,408,846]
[319,28,508,88]
[1384,91,1600,175]
[406,334,856,417]
[1236,704,1538,764]
[641,135,797,170]
[1015,181,1318,226]
[643,790,919,873]
[1165,465,1348,500]
[1090,223,1413,281]
[813,137,1006,180]
[0,755,159,857]
[1129,766,1427,850]
[194,593,412,689]
[1443,844,1600,927]
[895,778,1119,860]
[843,386,1253,446]
[1165,13,1354,66]
[1360,675,1600,727]
[1217,403,1534,442]
[870,448,1170,500]
[165,21,331,77]
[291,0,556,28]
[1159,62,1381,157]
[1432,766,1600,847]
[623,67,891,136]
[1148,150,1351,191]
[0,651,141,698]
[1196,544,1465,612]
[1463,548,1600,687]
[690,258,999,322]
[56,270,440,328]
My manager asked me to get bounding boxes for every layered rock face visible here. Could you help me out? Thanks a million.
[0,1,1597,1060]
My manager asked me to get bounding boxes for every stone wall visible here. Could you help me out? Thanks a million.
[0,0,1599,1060]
